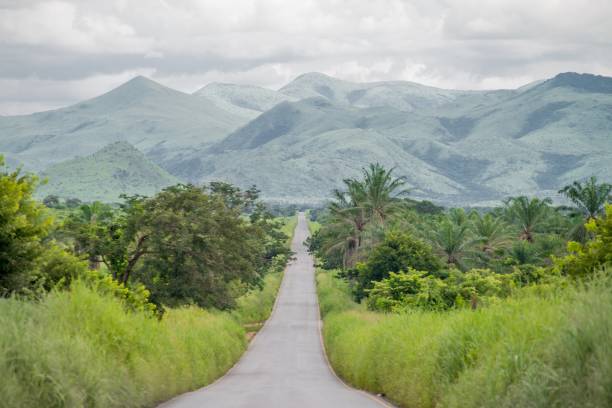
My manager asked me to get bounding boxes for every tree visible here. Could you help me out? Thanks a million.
[65,197,82,208]
[507,240,539,265]
[347,163,409,224]
[355,232,442,300]
[559,176,611,220]
[553,204,612,278]
[504,196,552,242]
[135,184,266,309]
[0,159,52,293]
[318,163,409,268]
[471,212,512,254]
[42,194,61,208]
[207,181,260,212]
[64,201,114,269]
[324,184,369,268]
[430,218,474,267]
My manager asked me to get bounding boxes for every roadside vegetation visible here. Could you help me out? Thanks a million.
[0,157,295,407]
[310,164,611,407]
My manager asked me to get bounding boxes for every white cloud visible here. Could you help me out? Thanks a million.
[0,0,611,113]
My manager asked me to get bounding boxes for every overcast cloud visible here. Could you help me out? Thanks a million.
[1,0,611,114]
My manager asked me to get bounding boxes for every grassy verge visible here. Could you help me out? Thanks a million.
[0,216,298,408]
[306,214,321,235]
[233,272,283,330]
[232,214,297,331]
[317,269,612,408]
[0,282,246,407]
[280,214,298,247]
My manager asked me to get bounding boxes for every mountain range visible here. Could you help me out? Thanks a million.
[1,71,610,205]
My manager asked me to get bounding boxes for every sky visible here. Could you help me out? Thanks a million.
[1,0,612,115]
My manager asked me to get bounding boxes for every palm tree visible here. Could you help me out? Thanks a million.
[471,212,513,254]
[325,183,369,268]
[347,163,409,224]
[504,196,552,243]
[508,240,539,265]
[430,218,473,267]
[559,176,611,220]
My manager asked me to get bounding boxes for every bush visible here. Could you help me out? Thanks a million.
[0,282,246,407]
[318,268,612,408]
[354,232,442,299]
[367,268,517,312]
[553,204,612,278]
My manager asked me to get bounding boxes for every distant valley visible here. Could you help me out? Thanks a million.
[1,72,611,205]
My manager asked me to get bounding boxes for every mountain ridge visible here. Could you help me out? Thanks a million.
[1,71,610,205]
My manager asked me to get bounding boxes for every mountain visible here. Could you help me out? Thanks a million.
[194,82,294,120]
[278,72,516,114]
[36,141,180,202]
[190,72,612,205]
[0,76,250,172]
[1,71,611,205]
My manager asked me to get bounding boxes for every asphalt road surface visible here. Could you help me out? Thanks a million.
[159,213,390,408]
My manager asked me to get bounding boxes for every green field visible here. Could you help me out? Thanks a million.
[317,269,612,408]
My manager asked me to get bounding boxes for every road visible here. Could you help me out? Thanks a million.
[159,212,389,408]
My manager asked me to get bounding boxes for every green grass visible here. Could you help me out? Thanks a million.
[317,269,612,408]
[0,246,291,408]
[0,282,246,408]
[233,272,283,327]
[280,214,298,247]
[307,219,321,235]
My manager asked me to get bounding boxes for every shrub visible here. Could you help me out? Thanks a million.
[367,268,517,312]
[354,232,442,299]
[553,204,611,277]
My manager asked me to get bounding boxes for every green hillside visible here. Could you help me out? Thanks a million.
[36,141,180,202]
[2,72,611,205]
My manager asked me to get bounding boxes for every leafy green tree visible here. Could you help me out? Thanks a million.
[64,201,114,269]
[559,176,611,220]
[553,204,612,278]
[0,160,52,293]
[207,181,260,212]
[0,157,79,295]
[504,196,552,242]
[136,184,266,309]
[355,232,442,300]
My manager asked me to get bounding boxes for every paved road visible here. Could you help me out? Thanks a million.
[159,213,389,408]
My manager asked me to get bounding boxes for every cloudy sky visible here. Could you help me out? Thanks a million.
[1,0,611,115]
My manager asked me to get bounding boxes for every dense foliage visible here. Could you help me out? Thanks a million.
[311,164,610,407]
[1,155,296,406]
[310,164,610,313]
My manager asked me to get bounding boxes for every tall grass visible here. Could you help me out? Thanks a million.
[317,269,612,408]
[0,215,296,407]
[0,282,246,408]
[280,214,298,247]
[233,272,283,326]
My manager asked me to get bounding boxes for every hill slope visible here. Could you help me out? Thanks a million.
[2,72,611,205]
[0,76,249,172]
[190,72,612,205]
[36,142,180,202]
[193,83,294,120]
